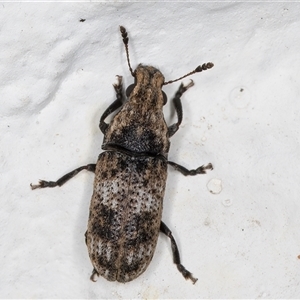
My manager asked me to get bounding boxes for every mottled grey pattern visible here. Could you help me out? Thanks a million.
[86,151,167,282]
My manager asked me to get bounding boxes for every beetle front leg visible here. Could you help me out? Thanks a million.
[160,221,198,284]
[168,161,213,176]
[30,164,96,189]
[168,80,194,137]
[99,75,124,134]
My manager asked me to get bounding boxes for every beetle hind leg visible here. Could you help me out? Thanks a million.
[160,221,198,284]
[90,268,99,282]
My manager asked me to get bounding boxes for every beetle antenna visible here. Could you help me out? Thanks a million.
[119,26,135,77]
[163,62,214,85]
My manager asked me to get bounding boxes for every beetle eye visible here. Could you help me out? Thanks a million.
[126,84,135,97]
[163,91,167,105]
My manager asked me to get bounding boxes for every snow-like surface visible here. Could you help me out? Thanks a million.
[1,2,300,298]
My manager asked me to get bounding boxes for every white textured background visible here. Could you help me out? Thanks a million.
[1,2,300,299]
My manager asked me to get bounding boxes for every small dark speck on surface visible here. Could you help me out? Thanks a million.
[79,18,86,22]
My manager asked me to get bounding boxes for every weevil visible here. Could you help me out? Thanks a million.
[30,26,214,284]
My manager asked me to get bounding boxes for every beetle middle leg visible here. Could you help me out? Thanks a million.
[30,164,96,189]
[160,221,198,284]
[168,80,194,137]
[168,161,213,176]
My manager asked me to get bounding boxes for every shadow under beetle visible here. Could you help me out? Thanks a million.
[31,26,214,284]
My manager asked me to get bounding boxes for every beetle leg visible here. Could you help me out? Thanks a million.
[167,161,213,176]
[160,221,198,284]
[30,164,96,189]
[168,80,194,137]
[100,75,124,134]
[90,268,99,282]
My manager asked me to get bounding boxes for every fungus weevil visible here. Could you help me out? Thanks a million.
[30,26,214,284]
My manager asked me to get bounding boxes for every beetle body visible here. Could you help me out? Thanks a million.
[87,66,169,282]
[30,26,214,284]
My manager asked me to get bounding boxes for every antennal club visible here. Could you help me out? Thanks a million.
[119,26,135,77]
[163,62,214,85]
